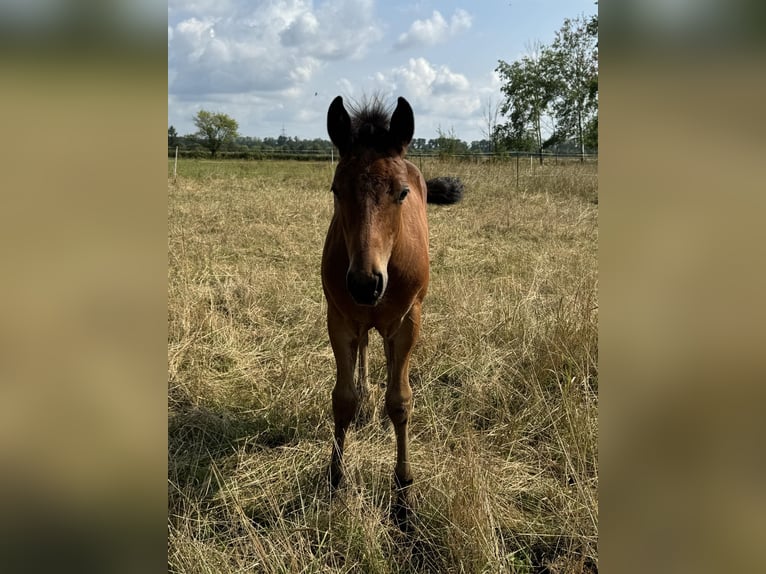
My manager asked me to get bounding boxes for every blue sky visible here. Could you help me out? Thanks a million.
[168,0,598,143]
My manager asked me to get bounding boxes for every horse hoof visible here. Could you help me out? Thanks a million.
[329,464,343,491]
[391,496,416,532]
[392,475,415,531]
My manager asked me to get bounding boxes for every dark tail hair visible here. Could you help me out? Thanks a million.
[426,177,464,205]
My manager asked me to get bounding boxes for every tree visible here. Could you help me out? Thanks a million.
[193,110,239,158]
[480,96,502,153]
[495,42,557,161]
[492,122,536,153]
[548,15,599,158]
[583,115,598,152]
[434,126,468,157]
[495,14,598,158]
[168,125,178,147]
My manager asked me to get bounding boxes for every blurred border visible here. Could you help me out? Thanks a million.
[601,0,766,572]
[0,2,167,572]
[2,0,766,572]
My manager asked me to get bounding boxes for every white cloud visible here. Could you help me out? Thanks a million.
[394,9,472,50]
[355,57,481,140]
[391,58,471,103]
[168,2,501,142]
[167,0,235,17]
[307,0,383,60]
[280,12,319,47]
[169,0,382,96]
[450,8,472,33]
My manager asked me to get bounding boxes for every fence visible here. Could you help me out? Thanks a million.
[168,147,598,164]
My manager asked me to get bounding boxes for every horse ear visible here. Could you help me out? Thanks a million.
[327,96,352,155]
[389,97,414,152]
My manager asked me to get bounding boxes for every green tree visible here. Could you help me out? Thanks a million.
[495,44,557,160]
[496,14,598,158]
[548,15,599,157]
[583,116,598,152]
[193,110,239,158]
[168,125,178,147]
[434,126,468,157]
[492,123,536,153]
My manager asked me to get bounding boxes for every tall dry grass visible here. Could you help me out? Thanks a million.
[168,158,598,573]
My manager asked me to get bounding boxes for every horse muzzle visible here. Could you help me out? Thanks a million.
[346,268,386,306]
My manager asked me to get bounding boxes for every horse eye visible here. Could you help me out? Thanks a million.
[398,187,409,202]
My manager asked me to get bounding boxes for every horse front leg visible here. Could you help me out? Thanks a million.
[327,306,360,489]
[383,302,421,526]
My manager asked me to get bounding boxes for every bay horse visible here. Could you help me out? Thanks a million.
[322,95,462,523]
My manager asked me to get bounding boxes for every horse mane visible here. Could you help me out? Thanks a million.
[346,96,397,152]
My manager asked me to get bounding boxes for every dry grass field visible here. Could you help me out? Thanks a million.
[168,157,598,573]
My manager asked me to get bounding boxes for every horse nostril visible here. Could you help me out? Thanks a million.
[373,271,384,297]
[347,269,386,306]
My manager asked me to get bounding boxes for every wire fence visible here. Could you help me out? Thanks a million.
[169,148,598,189]
[168,147,598,164]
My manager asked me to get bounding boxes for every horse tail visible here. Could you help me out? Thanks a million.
[426,176,464,205]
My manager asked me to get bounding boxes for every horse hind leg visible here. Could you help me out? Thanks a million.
[354,329,373,425]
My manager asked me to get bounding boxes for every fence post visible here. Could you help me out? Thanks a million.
[173,146,178,182]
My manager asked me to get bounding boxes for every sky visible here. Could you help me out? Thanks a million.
[168,0,598,143]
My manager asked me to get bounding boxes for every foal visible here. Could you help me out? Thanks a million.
[322,96,461,521]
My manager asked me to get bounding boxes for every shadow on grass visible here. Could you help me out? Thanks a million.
[167,394,316,510]
[169,402,301,452]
